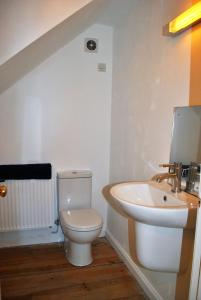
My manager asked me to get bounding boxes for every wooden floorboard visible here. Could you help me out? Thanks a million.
[0,238,146,300]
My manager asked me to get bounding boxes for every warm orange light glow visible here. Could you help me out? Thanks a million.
[169,1,201,34]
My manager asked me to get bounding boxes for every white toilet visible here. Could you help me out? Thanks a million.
[57,170,103,266]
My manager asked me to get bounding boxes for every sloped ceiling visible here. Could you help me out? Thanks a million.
[0,0,107,93]
[0,0,94,65]
[0,0,134,94]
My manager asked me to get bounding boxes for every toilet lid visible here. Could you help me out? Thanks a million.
[60,208,102,231]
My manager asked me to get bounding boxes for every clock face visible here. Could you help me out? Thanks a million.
[86,40,97,51]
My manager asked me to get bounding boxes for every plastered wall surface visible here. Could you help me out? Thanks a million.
[190,21,201,104]
[0,24,113,235]
[108,0,191,299]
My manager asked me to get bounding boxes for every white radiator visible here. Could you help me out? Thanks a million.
[0,178,56,232]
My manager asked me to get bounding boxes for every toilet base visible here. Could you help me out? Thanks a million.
[66,241,93,266]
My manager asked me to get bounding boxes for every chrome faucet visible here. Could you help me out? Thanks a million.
[186,162,200,193]
[151,162,182,193]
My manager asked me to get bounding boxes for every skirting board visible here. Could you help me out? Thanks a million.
[106,230,163,300]
[0,227,105,248]
[0,227,63,248]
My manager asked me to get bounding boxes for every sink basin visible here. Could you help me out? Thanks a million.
[107,181,198,273]
[110,182,195,228]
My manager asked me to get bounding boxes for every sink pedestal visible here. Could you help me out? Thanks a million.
[135,222,184,273]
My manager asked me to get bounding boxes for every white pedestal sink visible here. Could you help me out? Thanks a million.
[109,181,198,273]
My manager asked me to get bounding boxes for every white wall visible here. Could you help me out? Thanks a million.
[189,207,201,299]
[108,0,191,299]
[0,0,94,65]
[0,24,113,240]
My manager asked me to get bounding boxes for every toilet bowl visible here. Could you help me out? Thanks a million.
[60,208,102,266]
[57,170,103,266]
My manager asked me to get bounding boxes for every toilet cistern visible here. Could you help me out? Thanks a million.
[151,162,182,193]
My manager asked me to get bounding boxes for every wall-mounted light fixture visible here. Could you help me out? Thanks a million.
[168,1,201,35]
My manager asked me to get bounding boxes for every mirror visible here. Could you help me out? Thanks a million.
[170,106,201,164]
[170,106,201,195]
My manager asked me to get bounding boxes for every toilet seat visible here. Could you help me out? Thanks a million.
[60,208,102,232]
